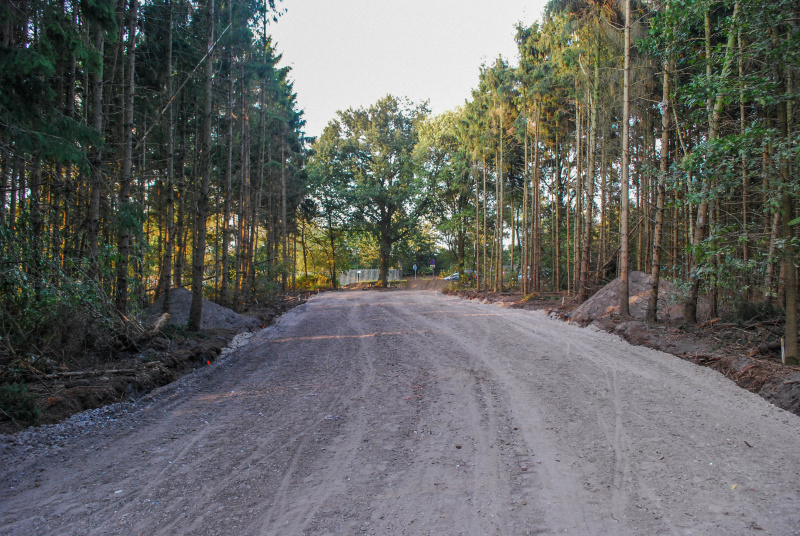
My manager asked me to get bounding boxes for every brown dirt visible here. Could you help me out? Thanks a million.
[569,270,683,323]
[404,276,453,291]
[2,290,799,534]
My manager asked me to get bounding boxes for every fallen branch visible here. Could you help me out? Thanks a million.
[743,319,783,329]
[747,341,782,357]
[698,317,721,328]
[40,363,162,380]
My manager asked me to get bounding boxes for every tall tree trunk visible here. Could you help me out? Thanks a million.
[554,130,562,289]
[574,100,582,296]
[510,192,515,276]
[174,92,188,289]
[87,27,104,278]
[579,62,598,304]
[281,133,288,292]
[647,53,671,323]
[739,30,750,295]
[599,130,607,273]
[522,111,529,294]
[482,155,487,291]
[774,28,798,365]
[115,0,138,315]
[684,3,739,323]
[161,0,175,314]
[234,86,249,305]
[220,1,234,306]
[494,149,500,292]
[619,0,632,318]
[474,164,480,288]
[532,106,541,290]
[189,0,214,331]
[496,119,504,292]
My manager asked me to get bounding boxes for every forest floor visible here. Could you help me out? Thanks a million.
[1,288,799,535]
[0,288,306,435]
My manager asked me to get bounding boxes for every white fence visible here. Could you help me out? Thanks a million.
[339,269,401,285]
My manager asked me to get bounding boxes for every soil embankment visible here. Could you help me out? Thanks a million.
[2,290,298,432]
[404,276,451,291]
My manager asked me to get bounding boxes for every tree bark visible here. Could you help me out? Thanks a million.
[774,28,798,365]
[220,0,234,306]
[684,3,738,324]
[115,0,138,315]
[281,133,288,292]
[189,0,214,331]
[619,0,632,318]
[579,61,598,304]
[161,0,175,315]
[647,53,671,323]
[87,27,104,279]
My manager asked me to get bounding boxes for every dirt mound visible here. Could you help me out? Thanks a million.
[570,271,683,323]
[404,277,451,291]
[144,288,260,332]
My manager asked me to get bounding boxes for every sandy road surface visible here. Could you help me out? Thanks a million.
[2,290,800,535]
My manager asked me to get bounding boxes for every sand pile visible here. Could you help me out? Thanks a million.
[570,271,683,323]
[144,288,260,332]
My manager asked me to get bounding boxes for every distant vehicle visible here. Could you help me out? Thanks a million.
[443,272,460,281]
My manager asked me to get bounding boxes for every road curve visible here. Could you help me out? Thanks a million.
[2,290,799,535]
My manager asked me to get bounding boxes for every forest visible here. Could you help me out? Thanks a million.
[1,0,799,403]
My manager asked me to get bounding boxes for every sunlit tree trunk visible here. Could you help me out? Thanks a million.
[533,106,541,290]
[579,61,598,304]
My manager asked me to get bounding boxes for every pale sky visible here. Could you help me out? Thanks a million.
[267,0,548,138]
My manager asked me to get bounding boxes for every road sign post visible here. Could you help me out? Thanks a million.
[413,264,417,280]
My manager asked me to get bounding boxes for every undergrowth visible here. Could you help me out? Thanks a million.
[1,227,144,380]
[0,383,41,425]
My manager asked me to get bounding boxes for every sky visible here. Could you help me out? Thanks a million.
[266,0,549,139]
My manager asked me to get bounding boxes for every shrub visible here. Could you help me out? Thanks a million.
[295,274,331,290]
[0,383,41,425]
[0,228,143,367]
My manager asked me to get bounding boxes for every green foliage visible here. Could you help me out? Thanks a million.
[0,383,41,425]
[0,224,143,366]
[310,95,430,283]
[295,274,331,290]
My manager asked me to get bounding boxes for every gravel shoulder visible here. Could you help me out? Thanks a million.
[2,290,799,535]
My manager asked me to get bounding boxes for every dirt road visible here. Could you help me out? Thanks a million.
[2,290,800,535]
